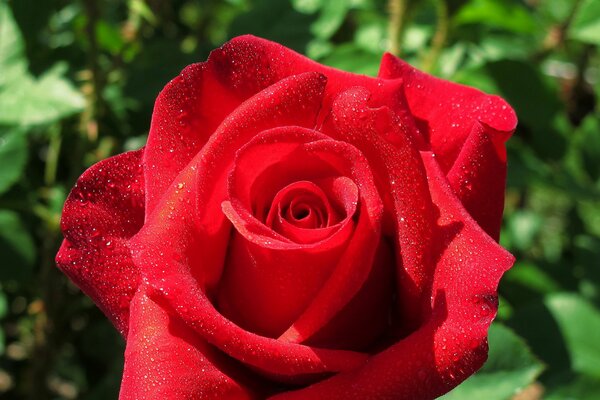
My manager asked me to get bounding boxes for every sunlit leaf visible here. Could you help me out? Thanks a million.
[453,0,538,34]
[569,0,600,45]
[310,0,350,40]
[0,63,85,126]
[0,128,27,194]
[545,294,600,377]
[0,1,27,87]
[0,3,84,126]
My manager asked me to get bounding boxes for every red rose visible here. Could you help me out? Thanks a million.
[57,35,517,399]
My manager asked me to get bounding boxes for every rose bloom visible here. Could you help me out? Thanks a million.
[57,35,516,399]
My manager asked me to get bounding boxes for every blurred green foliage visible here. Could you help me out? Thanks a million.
[0,0,598,398]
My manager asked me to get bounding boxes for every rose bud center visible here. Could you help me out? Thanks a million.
[218,127,394,350]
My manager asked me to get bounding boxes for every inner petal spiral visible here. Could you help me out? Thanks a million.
[218,126,389,346]
[262,178,358,245]
[267,181,331,229]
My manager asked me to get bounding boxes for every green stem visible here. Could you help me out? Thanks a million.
[388,0,408,56]
[422,0,449,73]
[80,0,102,145]
[44,125,61,186]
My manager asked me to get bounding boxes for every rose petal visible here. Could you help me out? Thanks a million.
[322,87,436,332]
[138,72,328,291]
[271,177,357,243]
[145,35,421,166]
[219,126,387,346]
[131,73,370,378]
[56,150,145,335]
[277,138,385,345]
[141,36,323,215]
[378,53,516,237]
[144,275,368,379]
[269,152,514,399]
[224,127,358,247]
[216,35,376,106]
[378,53,517,172]
[220,128,360,337]
[302,238,395,351]
[143,62,241,216]
[446,123,510,240]
[267,181,333,231]
[120,287,254,400]
[215,36,421,136]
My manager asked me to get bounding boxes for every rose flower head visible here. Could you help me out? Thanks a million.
[56,35,517,399]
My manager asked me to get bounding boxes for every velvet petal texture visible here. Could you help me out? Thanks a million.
[378,53,517,238]
[142,34,421,213]
[56,149,145,335]
[269,153,514,400]
[218,126,388,348]
[56,34,517,400]
[129,74,369,380]
[322,87,436,332]
[219,127,363,339]
[120,287,254,400]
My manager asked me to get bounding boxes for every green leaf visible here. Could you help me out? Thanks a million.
[292,0,323,14]
[129,0,157,25]
[320,43,380,76]
[537,0,578,23]
[545,372,600,400]
[354,21,387,55]
[506,211,543,251]
[292,0,355,41]
[306,39,333,59]
[95,21,125,55]
[505,262,561,295]
[0,1,27,88]
[509,293,600,381]
[310,0,350,40]
[0,128,27,194]
[0,3,84,126]
[545,293,600,377]
[453,0,538,34]
[440,324,544,400]
[0,63,85,126]
[229,0,314,52]
[569,0,600,45]
[578,202,600,238]
[0,210,35,283]
[575,115,600,181]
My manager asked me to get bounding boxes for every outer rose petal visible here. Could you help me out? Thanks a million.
[143,62,233,216]
[446,123,510,240]
[143,35,422,212]
[219,36,423,145]
[378,53,516,238]
[269,153,514,400]
[323,87,436,332]
[56,150,145,335]
[120,287,254,400]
